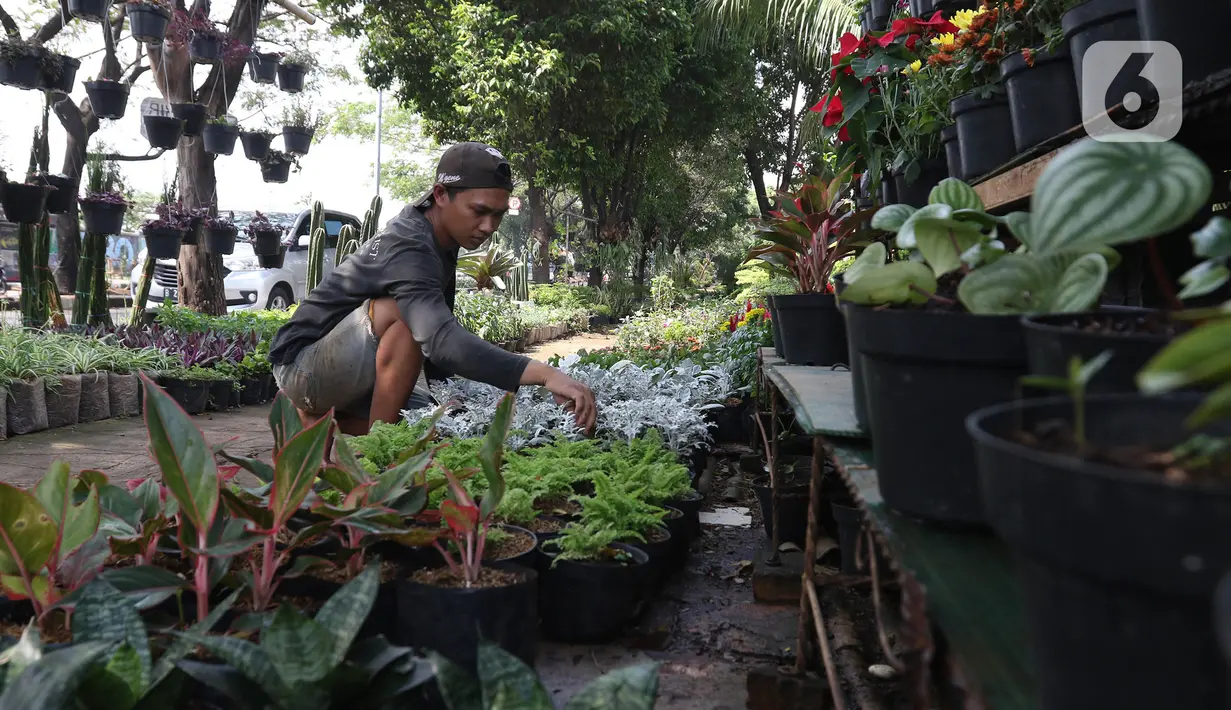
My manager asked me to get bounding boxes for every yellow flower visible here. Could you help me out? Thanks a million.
[901,59,923,75]
[930,33,955,47]
[950,8,983,31]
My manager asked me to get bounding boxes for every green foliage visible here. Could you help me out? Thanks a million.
[347,420,433,471]
[1019,350,1113,446]
[305,201,326,294]
[572,472,668,544]
[1178,217,1231,300]
[1138,313,1231,428]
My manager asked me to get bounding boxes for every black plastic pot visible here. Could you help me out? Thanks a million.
[81,200,126,235]
[833,275,869,432]
[706,398,749,444]
[126,2,171,44]
[538,542,649,643]
[831,502,863,574]
[281,126,314,155]
[891,158,948,208]
[68,0,110,20]
[239,131,273,161]
[752,472,810,547]
[0,53,40,90]
[860,9,872,34]
[848,305,1027,525]
[1137,0,1231,86]
[880,169,897,205]
[941,125,962,182]
[143,115,184,149]
[239,378,263,405]
[967,393,1231,710]
[1022,309,1179,395]
[1002,47,1081,154]
[934,0,979,12]
[43,175,77,214]
[767,296,785,357]
[1,183,50,224]
[1217,572,1231,669]
[661,506,690,565]
[276,63,307,92]
[1063,0,1140,108]
[629,526,673,591]
[206,380,232,411]
[260,157,292,184]
[772,292,848,366]
[257,248,286,269]
[486,524,537,569]
[203,226,237,255]
[260,373,275,401]
[250,228,283,255]
[189,34,222,63]
[951,90,1017,180]
[247,52,279,84]
[85,79,130,120]
[396,565,537,675]
[172,103,207,138]
[41,54,80,93]
[163,378,208,414]
[869,0,891,29]
[181,216,202,246]
[143,226,184,259]
[202,122,239,155]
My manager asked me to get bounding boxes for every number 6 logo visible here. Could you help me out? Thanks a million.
[1082,41,1183,143]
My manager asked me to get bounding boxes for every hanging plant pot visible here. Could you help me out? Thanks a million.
[68,0,111,21]
[1002,47,1082,154]
[276,63,307,93]
[1137,0,1231,86]
[125,2,171,44]
[250,229,283,255]
[968,393,1231,710]
[259,156,292,184]
[281,126,314,155]
[771,293,848,366]
[40,54,80,93]
[868,0,891,29]
[941,125,962,181]
[188,34,222,63]
[203,225,237,255]
[43,175,78,215]
[1063,0,1140,103]
[931,0,979,13]
[891,157,948,208]
[80,200,126,235]
[1021,309,1183,394]
[1,183,51,224]
[201,122,240,155]
[172,103,207,138]
[257,248,286,269]
[239,131,273,161]
[142,226,184,259]
[951,89,1017,181]
[84,79,130,120]
[0,52,41,90]
[247,52,279,84]
[143,115,184,149]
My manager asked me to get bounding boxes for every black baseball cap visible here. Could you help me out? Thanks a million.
[414,141,514,208]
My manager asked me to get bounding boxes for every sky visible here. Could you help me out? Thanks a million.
[2,3,409,222]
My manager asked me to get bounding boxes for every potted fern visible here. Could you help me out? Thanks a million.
[78,151,128,236]
[201,115,239,155]
[277,48,312,92]
[280,102,324,155]
[537,523,650,643]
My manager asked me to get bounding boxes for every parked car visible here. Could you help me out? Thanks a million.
[129,208,361,312]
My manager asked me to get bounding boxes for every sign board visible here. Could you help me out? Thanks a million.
[138,98,173,141]
[508,195,521,215]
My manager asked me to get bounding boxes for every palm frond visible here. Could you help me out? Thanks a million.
[695,0,861,67]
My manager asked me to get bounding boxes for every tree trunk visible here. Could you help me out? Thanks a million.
[53,133,90,294]
[745,146,771,217]
[528,182,553,283]
[177,142,226,315]
[633,233,650,288]
[587,266,602,288]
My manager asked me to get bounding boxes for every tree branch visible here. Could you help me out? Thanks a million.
[0,2,19,38]
[102,148,169,162]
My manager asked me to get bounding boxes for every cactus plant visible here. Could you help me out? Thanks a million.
[335,224,359,267]
[334,195,383,267]
[508,260,529,301]
[362,195,382,243]
[305,200,326,292]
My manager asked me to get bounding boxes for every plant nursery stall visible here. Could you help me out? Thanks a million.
[747,1,1231,707]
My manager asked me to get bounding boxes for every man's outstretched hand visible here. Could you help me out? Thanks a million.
[544,370,597,435]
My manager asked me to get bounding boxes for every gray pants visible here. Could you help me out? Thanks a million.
[273,300,435,421]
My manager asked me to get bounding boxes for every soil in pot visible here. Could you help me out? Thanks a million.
[43,175,77,214]
[260,157,291,183]
[848,303,1028,525]
[0,53,40,89]
[108,372,141,418]
[276,63,306,92]
[1002,47,1081,154]
[891,158,948,208]
[7,379,48,435]
[1063,0,1140,103]
[752,472,811,547]
[1136,0,1231,87]
[172,103,207,137]
[206,380,233,411]
[481,524,537,569]
[247,52,278,83]
[240,131,273,161]
[143,115,184,149]
[1022,309,1184,395]
[941,125,962,181]
[44,375,82,429]
[1,183,50,224]
[538,541,649,643]
[77,372,110,423]
[282,126,314,155]
[203,226,237,255]
[968,392,1231,710]
[772,293,848,366]
[84,79,129,119]
[143,226,184,259]
[396,565,538,675]
[81,200,127,235]
[127,2,171,44]
[951,90,1017,180]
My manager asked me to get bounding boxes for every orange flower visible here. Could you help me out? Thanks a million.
[976,33,992,48]
[940,42,956,52]
[1022,47,1035,66]
[928,52,954,66]
[983,48,1004,62]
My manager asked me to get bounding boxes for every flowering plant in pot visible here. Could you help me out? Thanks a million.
[245,210,286,255]
[78,151,128,235]
[0,37,43,90]
[277,48,313,92]
[280,101,326,156]
[745,163,870,367]
[994,0,1082,154]
[202,211,238,255]
[141,202,188,260]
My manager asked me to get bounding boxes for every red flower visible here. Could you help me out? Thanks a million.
[811,94,844,127]
[877,11,959,47]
